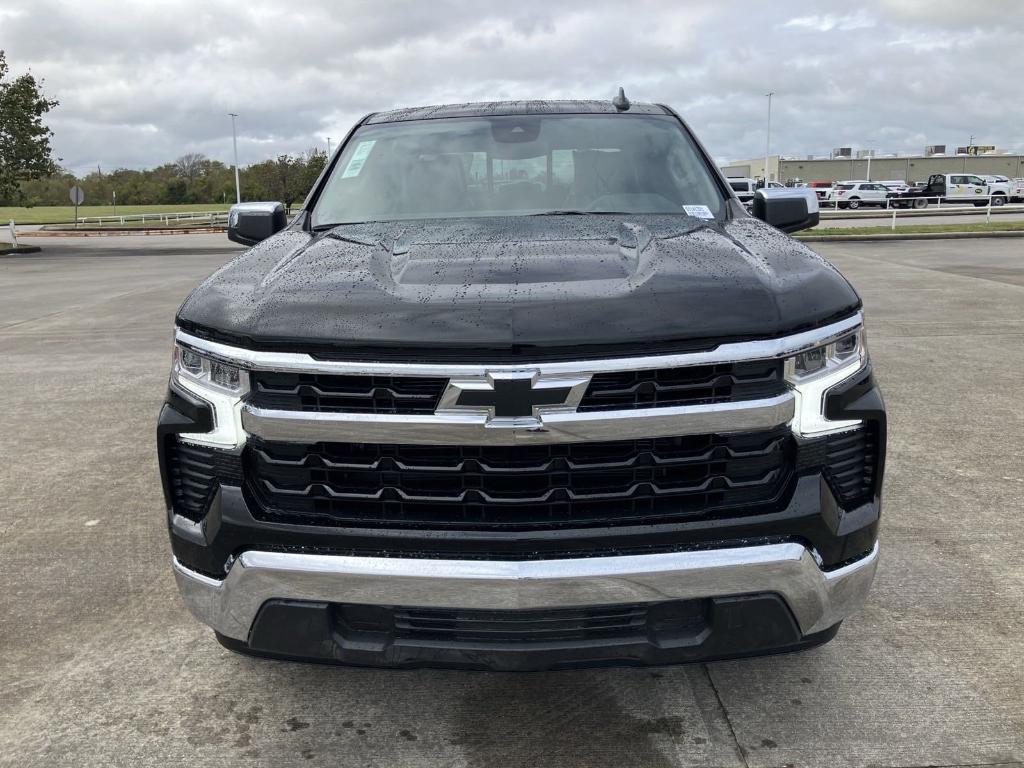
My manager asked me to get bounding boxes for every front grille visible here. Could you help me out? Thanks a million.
[245,428,795,530]
[247,360,784,416]
[823,425,879,507]
[577,360,785,411]
[247,371,447,415]
[164,438,243,521]
[334,600,707,644]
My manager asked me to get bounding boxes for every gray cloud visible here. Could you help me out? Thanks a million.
[1,0,1021,174]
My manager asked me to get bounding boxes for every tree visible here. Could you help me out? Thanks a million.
[243,154,312,207]
[0,50,59,201]
[174,152,207,182]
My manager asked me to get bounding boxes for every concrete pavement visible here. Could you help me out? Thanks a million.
[1,234,1022,768]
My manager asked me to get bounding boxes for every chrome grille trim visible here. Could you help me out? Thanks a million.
[174,313,861,377]
[240,393,795,445]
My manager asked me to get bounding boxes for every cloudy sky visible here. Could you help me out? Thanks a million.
[2,0,1021,174]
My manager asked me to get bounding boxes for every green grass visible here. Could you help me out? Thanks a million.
[0,203,231,225]
[798,221,1024,237]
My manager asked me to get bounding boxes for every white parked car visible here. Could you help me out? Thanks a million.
[826,181,892,209]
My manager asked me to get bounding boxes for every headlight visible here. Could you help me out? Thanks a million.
[171,342,248,448]
[785,327,867,436]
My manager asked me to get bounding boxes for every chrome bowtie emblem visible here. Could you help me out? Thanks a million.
[439,371,591,424]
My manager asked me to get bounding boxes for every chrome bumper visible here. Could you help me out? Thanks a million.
[173,542,879,642]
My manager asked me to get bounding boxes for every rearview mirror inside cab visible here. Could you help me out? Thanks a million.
[228,202,287,245]
[752,188,820,233]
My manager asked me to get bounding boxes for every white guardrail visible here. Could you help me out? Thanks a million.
[74,210,229,226]
[815,193,1024,230]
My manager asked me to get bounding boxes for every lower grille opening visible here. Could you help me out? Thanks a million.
[334,600,709,645]
[245,428,796,530]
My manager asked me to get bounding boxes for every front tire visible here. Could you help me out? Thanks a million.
[912,198,928,209]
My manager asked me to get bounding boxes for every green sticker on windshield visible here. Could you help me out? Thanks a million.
[341,140,376,178]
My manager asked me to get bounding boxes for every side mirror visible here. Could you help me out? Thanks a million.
[228,202,287,245]
[752,188,819,233]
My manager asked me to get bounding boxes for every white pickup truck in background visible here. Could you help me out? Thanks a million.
[890,173,1012,208]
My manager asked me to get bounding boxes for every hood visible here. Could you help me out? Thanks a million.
[177,214,860,360]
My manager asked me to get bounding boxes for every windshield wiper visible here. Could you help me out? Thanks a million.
[311,221,372,231]
[528,209,633,216]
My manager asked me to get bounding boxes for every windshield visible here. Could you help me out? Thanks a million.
[311,114,724,226]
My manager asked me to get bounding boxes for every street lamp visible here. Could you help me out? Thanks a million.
[229,112,241,204]
[764,91,774,186]
[327,136,332,156]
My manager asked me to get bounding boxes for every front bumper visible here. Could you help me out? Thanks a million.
[173,541,877,669]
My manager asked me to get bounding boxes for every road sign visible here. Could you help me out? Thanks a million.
[69,186,85,228]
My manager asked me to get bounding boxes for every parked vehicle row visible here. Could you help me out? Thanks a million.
[729,173,1024,210]
[804,174,1023,210]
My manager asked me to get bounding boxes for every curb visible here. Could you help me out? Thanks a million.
[19,227,227,238]
[0,244,43,255]
[798,230,1024,242]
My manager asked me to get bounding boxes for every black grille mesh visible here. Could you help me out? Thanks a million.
[248,371,447,415]
[578,360,785,411]
[823,425,879,507]
[247,361,785,416]
[245,428,795,530]
[165,438,243,521]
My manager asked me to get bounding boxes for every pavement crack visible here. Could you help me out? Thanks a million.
[699,664,749,768]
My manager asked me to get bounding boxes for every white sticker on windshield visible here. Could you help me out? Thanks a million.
[341,140,376,178]
[683,204,714,219]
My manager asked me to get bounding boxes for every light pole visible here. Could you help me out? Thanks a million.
[764,91,774,186]
[327,136,332,156]
[229,112,241,204]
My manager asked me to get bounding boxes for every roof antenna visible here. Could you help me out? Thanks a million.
[612,86,631,112]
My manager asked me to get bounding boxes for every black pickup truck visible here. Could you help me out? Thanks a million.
[159,97,885,670]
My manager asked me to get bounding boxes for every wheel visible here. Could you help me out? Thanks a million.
[847,198,861,209]
[911,198,927,209]
[991,194,1006,207]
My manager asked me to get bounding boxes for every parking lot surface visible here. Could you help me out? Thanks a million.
[1,234,1022,768]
